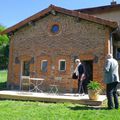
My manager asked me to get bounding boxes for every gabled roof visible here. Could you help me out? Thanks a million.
[1,5,118,35]
[76,4,120,14]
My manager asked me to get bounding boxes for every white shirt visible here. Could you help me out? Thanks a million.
[74,62,81,76]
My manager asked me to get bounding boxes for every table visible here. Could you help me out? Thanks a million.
[30,78,44,92]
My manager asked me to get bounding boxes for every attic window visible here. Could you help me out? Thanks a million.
[51,24,59,33]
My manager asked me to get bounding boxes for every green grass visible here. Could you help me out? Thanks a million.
[0,70,7,90]
[0,70,120,120]
[0,70,7,83]
[0,101,120,120]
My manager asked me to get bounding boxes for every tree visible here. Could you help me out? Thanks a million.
[0,25,9,46]
[0,25,9,70]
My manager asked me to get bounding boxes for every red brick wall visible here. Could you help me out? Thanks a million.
[8,13,111,92]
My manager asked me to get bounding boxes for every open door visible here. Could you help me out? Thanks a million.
[20,60,30,90]
[82,60,93,93]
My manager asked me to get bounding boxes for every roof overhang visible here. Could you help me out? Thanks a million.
[0,5,118,35]
[112,26,120,41]
[76,4,120,14]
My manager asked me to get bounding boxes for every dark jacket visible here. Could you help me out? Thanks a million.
[78,64,85,78]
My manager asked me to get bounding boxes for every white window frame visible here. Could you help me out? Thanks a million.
[41,60,48,72]
[59,59,66,71]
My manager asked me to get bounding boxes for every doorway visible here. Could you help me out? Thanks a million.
[20,60,30,90]
[81,60,93,93]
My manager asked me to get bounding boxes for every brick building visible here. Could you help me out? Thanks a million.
[78,2,120,76]
[1,4,119,93]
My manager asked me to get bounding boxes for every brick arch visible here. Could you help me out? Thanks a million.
[19,55,32,61]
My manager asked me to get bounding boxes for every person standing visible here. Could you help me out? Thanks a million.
[104,54,119,109]
[74,59,86,94]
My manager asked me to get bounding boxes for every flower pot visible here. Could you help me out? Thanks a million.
[88,89,99,100]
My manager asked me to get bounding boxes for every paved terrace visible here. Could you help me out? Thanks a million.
[0,91,106,106]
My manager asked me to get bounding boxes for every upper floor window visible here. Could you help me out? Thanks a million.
[23,61,30,76]
[41,60,48,72]
[59,59,66,71]
[51,24,59,33]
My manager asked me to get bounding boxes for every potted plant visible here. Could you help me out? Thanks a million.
[87,81,101,100]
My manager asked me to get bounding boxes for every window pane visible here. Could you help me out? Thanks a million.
[41,61,48,72]
[60,61,65,71]
[51,25,59,33]
[23,61,30,76]
[117,48,120,59]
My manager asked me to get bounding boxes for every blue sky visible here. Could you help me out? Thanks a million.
[0,0,120,28]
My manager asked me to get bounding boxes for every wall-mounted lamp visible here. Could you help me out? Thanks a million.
[70,54,78,63]
[51,10,56,15]
[30,57,34,64]
[93,55,99,63]
[15,57,20,64]
[28,21,35,26]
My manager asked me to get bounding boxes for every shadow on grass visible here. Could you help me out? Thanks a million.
[68,105,107,110]
[0,82,7,90]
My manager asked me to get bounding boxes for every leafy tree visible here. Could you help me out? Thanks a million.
[0,25,9,46]
[0,25,9,70]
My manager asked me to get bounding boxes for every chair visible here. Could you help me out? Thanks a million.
[49,80,59,94]
[21,76,30,91]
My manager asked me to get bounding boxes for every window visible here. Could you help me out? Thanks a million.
[51,24,59,33]
[59,60,66,71]
[116,48,120,60]
[41,60,48,72]
[23,61,30,76]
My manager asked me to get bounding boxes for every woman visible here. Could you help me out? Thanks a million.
[74,59,86,94]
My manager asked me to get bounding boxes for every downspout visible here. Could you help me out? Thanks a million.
[110,28,118,55]
[110,33,113,54]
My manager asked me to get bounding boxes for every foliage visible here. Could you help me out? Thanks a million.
[87,81,100,91]
[0,25,9,70]
[0,25,9,46]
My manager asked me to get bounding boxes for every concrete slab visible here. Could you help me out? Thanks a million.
[0,90,106,106]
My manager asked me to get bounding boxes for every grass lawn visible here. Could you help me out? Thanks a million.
[0,70,7,90]
[0,70,120,120]
[0,70,7,83]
